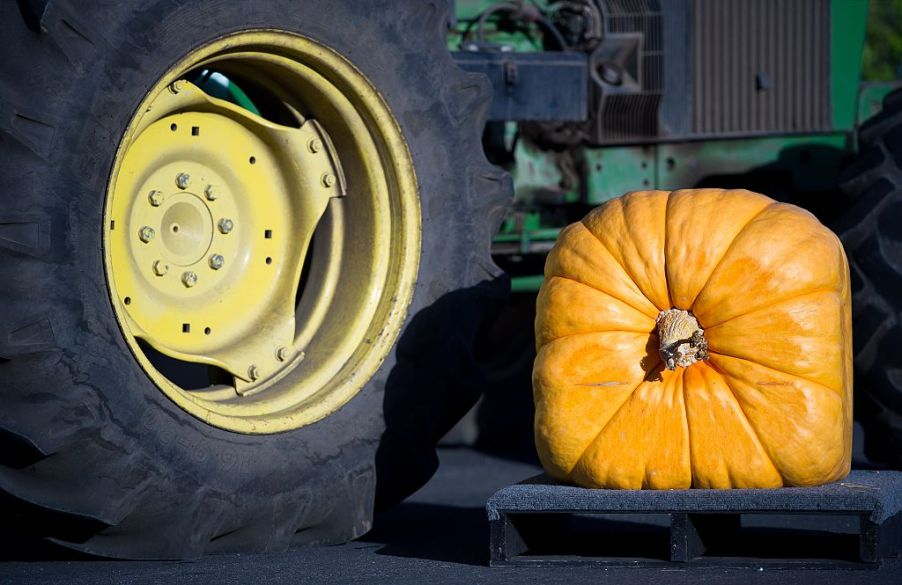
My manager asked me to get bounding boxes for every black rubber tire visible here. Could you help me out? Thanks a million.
[0,0,511,558]
[835,88,902,468]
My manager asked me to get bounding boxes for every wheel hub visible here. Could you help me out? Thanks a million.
[109,81,345,390]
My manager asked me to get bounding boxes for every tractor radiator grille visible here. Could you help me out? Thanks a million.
[692,0,831,135]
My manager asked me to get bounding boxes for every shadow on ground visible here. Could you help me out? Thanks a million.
[361,503,488,566]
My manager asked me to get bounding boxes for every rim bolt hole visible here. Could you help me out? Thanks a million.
[170,123,177,132]
[182,323,190,333]
[249,156,256,165]
[124,297,132,306]
[191,126,200,136]
[204,327,212,336]
[264,229,272,239]
[265,257,273,265]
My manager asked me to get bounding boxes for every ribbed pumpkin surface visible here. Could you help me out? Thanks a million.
[533,189,852,489]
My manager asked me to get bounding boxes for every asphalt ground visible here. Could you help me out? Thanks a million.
[2,447,901,584]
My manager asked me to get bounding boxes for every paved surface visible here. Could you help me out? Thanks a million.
[2,448,902,584]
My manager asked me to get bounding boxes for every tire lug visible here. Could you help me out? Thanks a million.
[181,271,198,288]
[153,260,169,276]
[148,190,164,207]
[308,138,323,153]
[176,173,191,190]
[276,347,289,362]
[209,254,225,270]
[205,184,217,201]
[139,226,155,243]
[321,173,336,188]
[218,218,234,234]
[248,365,260,381]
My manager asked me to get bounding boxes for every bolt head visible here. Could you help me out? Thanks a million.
[204,184,217,201]
[248,365,260,381]
[181,271,198,288]
[176,173,191,190]
[153,260,169,276]
[139,226,155,243]
[276,347,289,362]
[308,138,323,153]
[209,254,225,270]
[218,218,234,234]
[148,190,164,207]
[322,173,336,188]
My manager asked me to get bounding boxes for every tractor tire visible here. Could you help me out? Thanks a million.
[835,88,902,467]
[0,0,511,559]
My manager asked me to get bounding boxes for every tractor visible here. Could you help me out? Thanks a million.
[0,0,898,558]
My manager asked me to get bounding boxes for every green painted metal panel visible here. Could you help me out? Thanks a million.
[832,0,869,129]
[583,147,656,205]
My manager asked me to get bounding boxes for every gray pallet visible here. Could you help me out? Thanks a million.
[487,470,902,568]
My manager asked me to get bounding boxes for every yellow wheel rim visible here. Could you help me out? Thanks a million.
[104,31,420,434]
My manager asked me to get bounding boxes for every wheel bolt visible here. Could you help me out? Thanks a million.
[153,260,169,276]
[277,347,289,362]
[139,226,155,243]
[204,184,217,201]
[322,173,336,188]
[209,254,224,270]
[308,138,323,153]
[181,271,198,288]
[248,365,260,381]
[176,173,191,190]
[148,190,164,207]
[218,218,234,234]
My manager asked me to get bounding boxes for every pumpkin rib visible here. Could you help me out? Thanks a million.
[703,360,782,479]
[664,189,775,311]
[700,287,841,330]
[571,366,665,478]
[687,200,777,319]
[679,367,695,487]
[687,362,782,486]
[536,276,657,346]
[705,347,842,395]
[546,226,662,320]
[545,273,660,322]
[579,216,666,315]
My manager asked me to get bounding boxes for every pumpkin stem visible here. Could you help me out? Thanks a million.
[655,309,708,371]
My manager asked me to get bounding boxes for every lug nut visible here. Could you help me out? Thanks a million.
[218,218,234,234]
[139,226,155,243]
[153,260,169,276]
[248,365,260,381]
[181,271,198,288]
[277,347,289,362]
[321,173,336,188]
[204,184,217,201]
[209,254,224,270]
[148,190,164,207]
[308,138,323,153]
[176,173,191,190]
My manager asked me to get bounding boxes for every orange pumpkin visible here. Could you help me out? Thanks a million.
[533,189,852,489]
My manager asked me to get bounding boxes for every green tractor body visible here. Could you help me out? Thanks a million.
[450,0,896,291]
